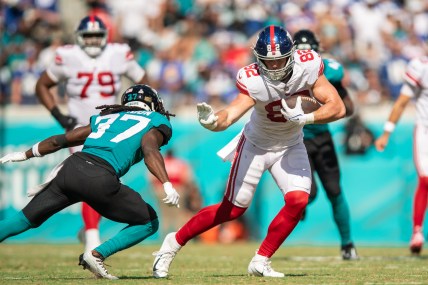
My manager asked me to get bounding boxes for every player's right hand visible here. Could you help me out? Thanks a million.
[0,152,28,164]
[374,133,389,152]
[197,102,218,130]
[281,97,306,125]
[163,182,180,208]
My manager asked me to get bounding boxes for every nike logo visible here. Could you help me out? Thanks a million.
[153,257,161,271]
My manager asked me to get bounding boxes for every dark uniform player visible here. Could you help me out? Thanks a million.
[0,84,179,279]
[293,30,358,260]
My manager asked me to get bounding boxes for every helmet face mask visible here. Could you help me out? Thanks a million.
[253,25,295,81]
[293,29,320,52]
[121,84,166,115]
[76,16,108,57]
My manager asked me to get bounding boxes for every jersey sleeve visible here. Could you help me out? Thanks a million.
[151,113,172,146]
[402,58,424,96]
[404,58,423,86]
[236,68,250,96]
[120,44,145,82]
[46,48,68,82]
[295,50,324,86]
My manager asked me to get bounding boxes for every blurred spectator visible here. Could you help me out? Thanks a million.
[1,0,428,112]
[379,44,408,100]
[149,149,202,238]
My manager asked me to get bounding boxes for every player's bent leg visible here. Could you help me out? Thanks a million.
[153,198,247,278]
[82,202,102,252]
[410,176,428,254]
[152,232,182,278]
[0,211,34,242]
[250,191,308,277]
[79,218,159,279]
[248,253,285,278]
[78,251,118,280]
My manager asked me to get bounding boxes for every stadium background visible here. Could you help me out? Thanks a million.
[0,0,427,246]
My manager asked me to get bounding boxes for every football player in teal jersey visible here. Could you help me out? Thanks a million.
[0,84,179,279]
[293,30,358,260]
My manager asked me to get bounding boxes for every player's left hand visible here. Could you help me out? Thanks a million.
[0,152,28,164]
[163,182,180,208]
[281,97,307,126]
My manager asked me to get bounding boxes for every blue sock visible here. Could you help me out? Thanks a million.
[95,219,159,258]
[0,211,33,242]
[328,193,352,246]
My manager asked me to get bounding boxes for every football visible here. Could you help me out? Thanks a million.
[283,95,321,114]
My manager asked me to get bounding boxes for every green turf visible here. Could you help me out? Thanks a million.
[0,243,427,284]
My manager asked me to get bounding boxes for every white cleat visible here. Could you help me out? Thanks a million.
[248,254,285,278]
[410,229,425,255]
[152,232,181,278]
[78,251,118,280]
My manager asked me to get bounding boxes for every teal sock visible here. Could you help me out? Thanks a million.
[0,211,33,242]
[328,193,352,246]
[95,218,159,258]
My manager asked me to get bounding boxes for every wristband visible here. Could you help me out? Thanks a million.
[50,106,63,120]
[383,121,396,133]
[304,113,315,124]
[32,142,43,157]
[163,182,173,189]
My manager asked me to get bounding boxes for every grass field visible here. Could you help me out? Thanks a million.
[0,243,427,285]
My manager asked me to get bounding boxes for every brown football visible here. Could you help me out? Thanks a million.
[283,95,321,114]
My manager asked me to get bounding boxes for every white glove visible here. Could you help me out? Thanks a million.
[0,152,28,164]
[163,182,180,208]
[197,102,218,130]
[280,97,314,126]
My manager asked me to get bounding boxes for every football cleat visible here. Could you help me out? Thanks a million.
[410,229,424,255]
[152,232,181,278]
[341,243,359,260]
[248,253,285,278]
[78,251,118,280]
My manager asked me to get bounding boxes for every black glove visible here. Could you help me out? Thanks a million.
[50,106,78,130]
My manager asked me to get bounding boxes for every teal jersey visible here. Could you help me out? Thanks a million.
[303,57,344,139]
[82,110,172,177]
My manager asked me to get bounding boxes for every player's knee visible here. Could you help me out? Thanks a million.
[148,218,159,235]
[419,176,428,188]
[220,198,247,221]
[324,182,341,197]
[285,191,309,212]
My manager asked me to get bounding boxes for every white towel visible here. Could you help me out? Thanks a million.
[27,160,64,197]
[217,132,242,162]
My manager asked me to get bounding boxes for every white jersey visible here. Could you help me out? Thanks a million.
[401,56,428,127]
[236,50,324,150]
[46,43,145,125]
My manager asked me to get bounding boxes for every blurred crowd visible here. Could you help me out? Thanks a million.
[1,0,428,114]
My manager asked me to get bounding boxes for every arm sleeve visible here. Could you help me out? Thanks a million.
[155,124,172,146]
[123,46,145,82]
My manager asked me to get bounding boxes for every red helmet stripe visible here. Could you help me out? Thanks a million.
[90,14,95,23]
[270,25,276,55]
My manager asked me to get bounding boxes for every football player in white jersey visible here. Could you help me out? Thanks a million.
[375,55,428,255]
[35,15,146,252]
[153,25,345,278]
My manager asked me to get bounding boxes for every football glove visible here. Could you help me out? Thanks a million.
[197,102,218,130]
[0,152,28,164]
[280,97,313,126]
[163,182,180,208]
[51,106,78,130]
